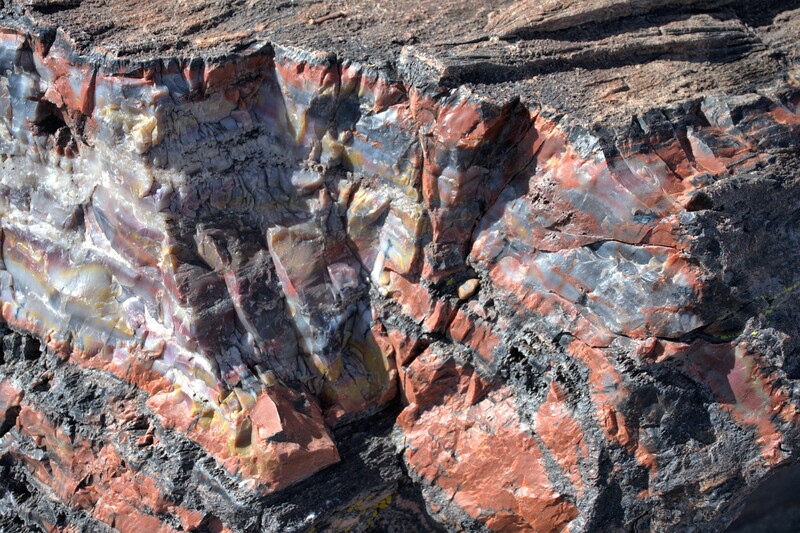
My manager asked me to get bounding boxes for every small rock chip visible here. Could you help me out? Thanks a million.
[457,278,480,300]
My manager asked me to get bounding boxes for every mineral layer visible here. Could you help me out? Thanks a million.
[0,0,799,531]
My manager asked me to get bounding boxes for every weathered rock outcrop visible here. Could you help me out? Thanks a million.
[0,0,799,531]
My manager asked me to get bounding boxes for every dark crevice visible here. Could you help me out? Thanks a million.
[28,3,81,17]
[31,101,80,157]
[730,0,800,28]
[0,404,20,439]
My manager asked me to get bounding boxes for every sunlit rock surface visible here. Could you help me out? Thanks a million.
[1,0,800,531]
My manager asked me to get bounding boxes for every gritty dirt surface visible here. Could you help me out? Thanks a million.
[3,0,504,62]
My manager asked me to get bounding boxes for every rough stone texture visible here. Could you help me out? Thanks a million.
[0,0,799,531]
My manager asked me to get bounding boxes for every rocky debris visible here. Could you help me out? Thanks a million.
[0,0,799,531]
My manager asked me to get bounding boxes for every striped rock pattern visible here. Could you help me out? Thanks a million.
[1,0,800,531]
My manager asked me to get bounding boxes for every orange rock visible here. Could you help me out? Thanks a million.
[0,380,22,424]
[399,360,579,532]
[148,384,340,492]
[9,400,231,533]
[567,340,657,474]
[447,306,502,364]
[534,383,589,493]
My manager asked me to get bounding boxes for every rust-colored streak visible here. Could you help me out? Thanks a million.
[5,389,232,533]
[398,359,579,532]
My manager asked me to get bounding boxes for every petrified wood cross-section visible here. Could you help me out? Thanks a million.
[0,0,799,531]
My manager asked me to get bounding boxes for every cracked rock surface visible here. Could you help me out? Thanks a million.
[0,0,799,531]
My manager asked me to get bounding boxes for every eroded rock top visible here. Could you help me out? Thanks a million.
[4,0,800,126]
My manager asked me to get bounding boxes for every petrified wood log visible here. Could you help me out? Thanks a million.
[0,0,799,531]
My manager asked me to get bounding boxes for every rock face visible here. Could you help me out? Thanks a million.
[0,0,799,531]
